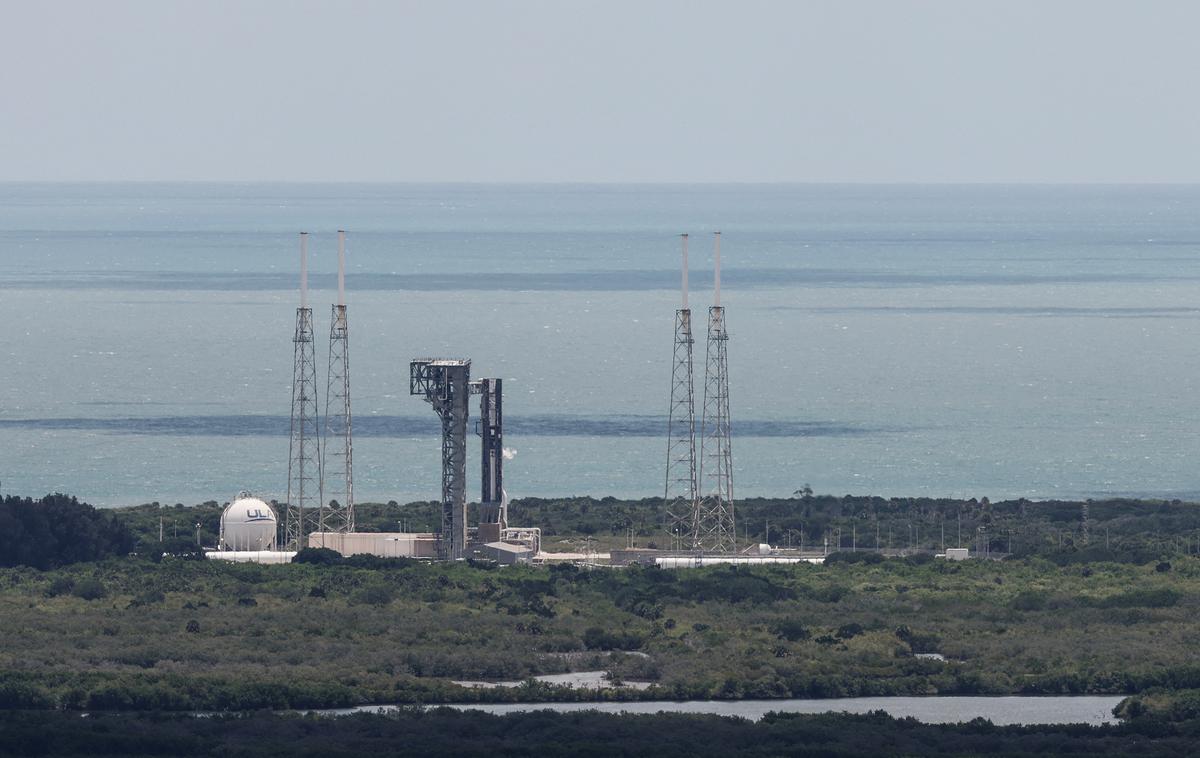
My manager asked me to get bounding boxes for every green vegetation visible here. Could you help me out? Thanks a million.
[3,708,1200,757]
[4,549,1200,710]
[5,492,1200,716]
[1115,688,1200,723]
[0,494,133,569]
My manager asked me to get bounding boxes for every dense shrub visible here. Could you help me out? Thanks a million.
[808,585,850,603]
[349,584,394,606]
[582,627,644,651]
[771,620,811,641]
[45,576,74,597]
[1087,588,1180,609]
[0,494,133,569]
[293,547,342,566]
[71,578,107,601]
[895,625,941,654]
[343,554,417,570]
[1010,590,1050,611]
[129,589,165,607]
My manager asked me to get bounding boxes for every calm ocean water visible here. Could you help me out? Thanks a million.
[1,183,1199,507]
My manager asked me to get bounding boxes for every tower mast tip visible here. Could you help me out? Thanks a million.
[680,233,689,310]
[337,230,346,307]
[299,232,309,310]
[713,231,721,307]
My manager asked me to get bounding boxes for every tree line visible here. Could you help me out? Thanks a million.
[0,494,133,569]
[1,707,1199,757]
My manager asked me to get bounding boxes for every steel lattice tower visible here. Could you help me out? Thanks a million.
[285,233,322,550]
[410,359,471,560]
[322,230,354,534]
[696,232,736,553]
[664,234,699,551]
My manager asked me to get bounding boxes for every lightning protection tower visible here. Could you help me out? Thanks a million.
[286,233,322,550]
[411,358,471,560]
[322,230,354,534]
[696,231,736,553]
[664,234,699,551]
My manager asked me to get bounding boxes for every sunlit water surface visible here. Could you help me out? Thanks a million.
[2,183,1198,507]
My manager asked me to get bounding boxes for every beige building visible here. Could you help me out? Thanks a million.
[306,532,439,559]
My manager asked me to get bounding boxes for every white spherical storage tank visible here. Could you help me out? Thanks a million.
[219,493,278,551]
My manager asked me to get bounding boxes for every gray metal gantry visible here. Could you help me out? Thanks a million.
[410,359,471,560]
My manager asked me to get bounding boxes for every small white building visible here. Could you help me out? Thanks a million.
[483,541,533,565]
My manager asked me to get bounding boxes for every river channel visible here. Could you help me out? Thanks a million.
[324,695,1125,726]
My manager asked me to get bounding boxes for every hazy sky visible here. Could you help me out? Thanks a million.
[3,0,1198,182]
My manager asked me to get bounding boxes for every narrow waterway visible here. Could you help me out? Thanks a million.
[320,695,1125,726]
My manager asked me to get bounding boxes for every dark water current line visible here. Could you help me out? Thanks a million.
[0,414,891,438]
